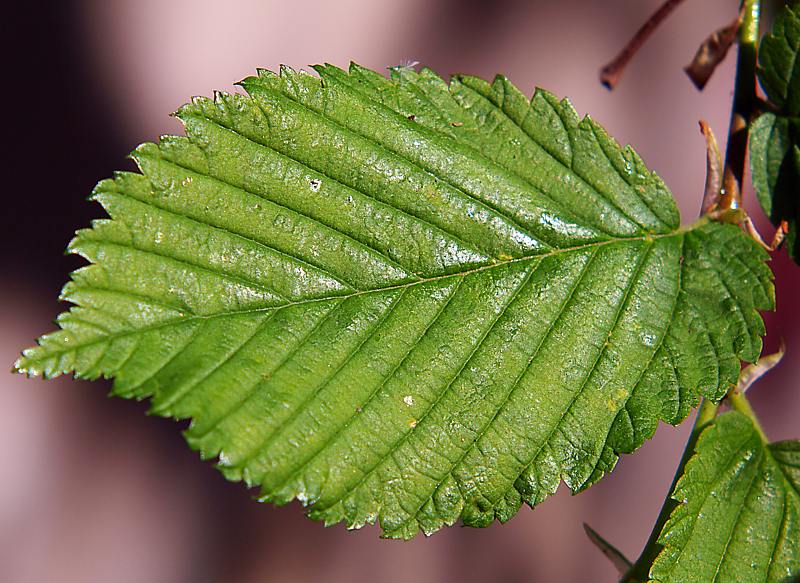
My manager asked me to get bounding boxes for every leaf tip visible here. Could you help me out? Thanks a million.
[12,344,51,379]
[11,355,29,376]
[278,63,296,79]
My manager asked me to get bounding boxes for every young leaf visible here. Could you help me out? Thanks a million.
[646,412,800,582]
[758,5,800,117]
[752,5,800,261]
[750,112,799,257]
[15,64,773,538]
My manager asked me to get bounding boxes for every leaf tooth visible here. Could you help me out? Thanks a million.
[17,63,778,541]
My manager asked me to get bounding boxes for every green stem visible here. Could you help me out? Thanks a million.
[622,399,719,582]
[728,390,769,442]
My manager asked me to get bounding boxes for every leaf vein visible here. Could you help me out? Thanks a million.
[257,82,554,249]
[269,277,464,497]
[234,288,408,473]
[311,260,538,514]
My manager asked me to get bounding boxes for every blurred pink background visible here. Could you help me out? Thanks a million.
[2,1,798,582]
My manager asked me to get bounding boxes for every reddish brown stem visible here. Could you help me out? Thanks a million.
[600,0,689,90]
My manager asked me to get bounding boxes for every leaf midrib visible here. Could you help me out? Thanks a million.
[322,67,665,236]
[21,231,680,368]
[764,444,799,582]
[659,433,759,580]
[772,447,800,501]
[665,423,800,582]
[737,441,800,581]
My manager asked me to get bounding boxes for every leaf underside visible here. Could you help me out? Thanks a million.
[16,63,773,538]
[752,5,800,262]
[648,412,800,583]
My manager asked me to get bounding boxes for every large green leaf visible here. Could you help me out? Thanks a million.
[647,411,800,582]
[752,5,800,261]
[16,64,773,538]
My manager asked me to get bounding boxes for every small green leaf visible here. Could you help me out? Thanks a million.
[749,112,800,258]
[16,64,773,538]
[750,113,796,219]
[758,5,800,116]
[647,411,800,583]
[751,4,800,263]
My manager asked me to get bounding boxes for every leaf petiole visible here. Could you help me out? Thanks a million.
[727,390,769,443]
[622,398,719,581]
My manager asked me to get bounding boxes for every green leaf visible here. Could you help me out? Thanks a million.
[647,411,800,582]
[751,113,795,219]
[758,5,800,116]
[749,112,800,258]
[751,5,800,263]
[15,64,773,538]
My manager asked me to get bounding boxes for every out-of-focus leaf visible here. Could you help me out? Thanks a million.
[750,112,800,258]
[751,5,800,262]
[758,5,800,116]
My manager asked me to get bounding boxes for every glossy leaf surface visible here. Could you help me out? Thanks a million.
[16,64,773,538]
[649,412,800,583]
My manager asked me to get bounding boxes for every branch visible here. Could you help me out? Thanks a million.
[719,0,761,214]
[621,399,719,582]
[620,3,763,579]
[600,0,689,90]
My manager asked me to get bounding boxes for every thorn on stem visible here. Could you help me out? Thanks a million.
[583,523,633,575]
[699,120,724,215]
[742,217,788,251]
[771,220,789,250]
[736,342,785,395]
